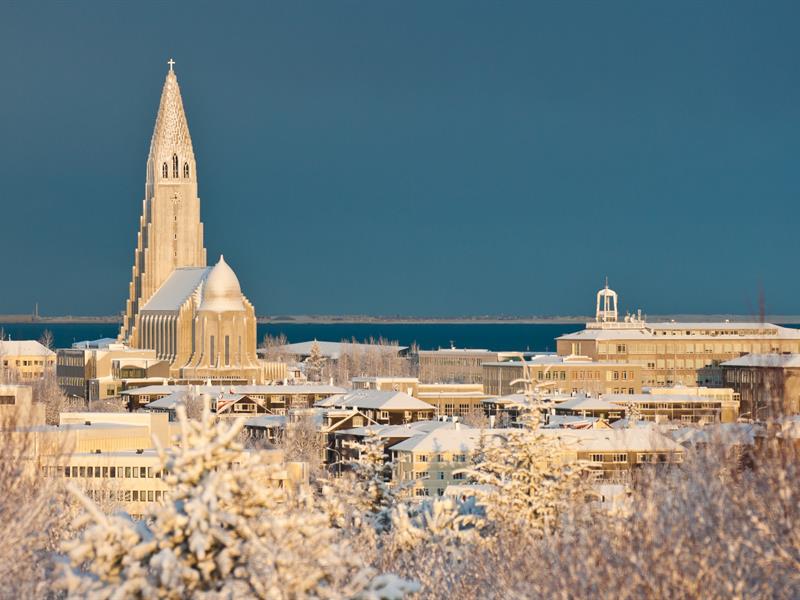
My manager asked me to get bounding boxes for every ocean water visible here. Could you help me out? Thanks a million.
[0,322,585,352]
[5,321,799,353]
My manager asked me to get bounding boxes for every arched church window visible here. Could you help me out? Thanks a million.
[172,154,179,178]
[183,163,190,178]
[162,162,168,178]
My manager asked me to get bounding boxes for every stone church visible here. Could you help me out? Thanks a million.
[119,61,264,383]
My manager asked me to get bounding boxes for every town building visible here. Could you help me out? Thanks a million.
[720,354,800,419]
[28,410,305,516]
[556,283,800,387]
[125,383,346,413]
[482,355,643,396]
[0,340,55,381]
[351,376,490,417]
[56,339,169,401]
[315,389,436,426]
[118,63,265,384]
[0,384,45,425]
[417,348,500,384]
[552,395,625,421]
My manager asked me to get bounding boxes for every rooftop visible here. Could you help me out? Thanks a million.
[141,267,210,312]
[559,322,800,341]
[319,389,434,411]
[721,353,800,368]
[0,340,55,357]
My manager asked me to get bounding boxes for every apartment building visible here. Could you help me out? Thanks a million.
[482,355,643,396]
[56,339,168,401]
[125,383,346,412]
[0,340,55,380]
[351,376,490,416]
[720,354,800,419]
[556,284,800,387]
[391,425,684,494]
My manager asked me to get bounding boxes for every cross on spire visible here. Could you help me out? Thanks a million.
[167,58,176,72]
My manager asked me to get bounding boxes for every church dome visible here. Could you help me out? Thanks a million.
[199,255,245,312]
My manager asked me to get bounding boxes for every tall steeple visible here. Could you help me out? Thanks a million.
[120,60,207,345]
[145,60,197,198]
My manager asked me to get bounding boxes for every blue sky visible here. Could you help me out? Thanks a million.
[1,1,799,317]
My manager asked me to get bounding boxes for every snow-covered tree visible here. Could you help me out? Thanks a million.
[321,434,398,533]
[306,339,325,382]
[59,402,416,599]
[462,414,585,535]
[389,495,487,553]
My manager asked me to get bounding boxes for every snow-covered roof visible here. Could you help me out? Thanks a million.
[721,353,800,369]
[0,340,55,357]
[317,389,434,411]
[390,429,496,453]
[264,340,408,360]
[71,338,120,350]
[141,267,210,312]
[482,355,613,367]
[543,415,599,429]
[123,384,347,397]
[245,415,287,429]
[418,348,493,355]
[481,393,530,407]
[337,420,466,439]
[559,322,800,341]
[554,395,622,412]
[539,427,684,453]
[669,423,764,446]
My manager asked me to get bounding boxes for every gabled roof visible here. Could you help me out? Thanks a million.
[318,389,434,411]
[0,340,55,357]
[141,267,210,312]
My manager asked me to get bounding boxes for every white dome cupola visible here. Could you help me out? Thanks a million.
[199,255,245,312]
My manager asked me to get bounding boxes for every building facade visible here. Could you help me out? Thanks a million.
[556,284,800,387]
[482,355,643,396]
[720,354,800,419]
[0,341,55,381]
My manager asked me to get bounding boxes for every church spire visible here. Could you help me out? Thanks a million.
[147,59,196,186]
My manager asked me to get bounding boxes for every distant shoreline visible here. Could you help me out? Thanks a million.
[2,314,800,325]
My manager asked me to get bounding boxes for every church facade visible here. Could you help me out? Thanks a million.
[119,62,264,384]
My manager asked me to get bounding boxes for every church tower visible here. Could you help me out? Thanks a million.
[120,60,207,344]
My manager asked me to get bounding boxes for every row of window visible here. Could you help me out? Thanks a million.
[600,342,794,355]
[412,453,468,463]
[3,359,50,367]
[84,488,169,504]
[44,465,166,479]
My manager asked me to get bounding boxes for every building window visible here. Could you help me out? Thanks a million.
[172,154,179,178]
[183,162,190,178]
[162,162,168,178]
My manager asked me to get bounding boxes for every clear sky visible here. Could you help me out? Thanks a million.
[1,1,799,317]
